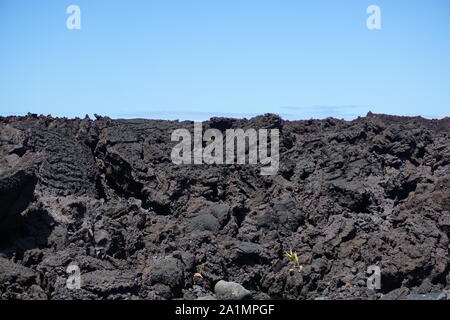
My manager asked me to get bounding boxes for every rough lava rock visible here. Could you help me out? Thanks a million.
[0,112,449,300]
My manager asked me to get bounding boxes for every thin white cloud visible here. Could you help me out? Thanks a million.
[279,105,368,120]
[113,110,262,121]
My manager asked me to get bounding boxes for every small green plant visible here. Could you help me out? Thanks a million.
[284,249,302,271]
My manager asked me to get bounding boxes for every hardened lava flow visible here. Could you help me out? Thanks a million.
[0,113,449,300]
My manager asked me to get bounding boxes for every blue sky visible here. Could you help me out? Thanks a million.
[1,0,449,120]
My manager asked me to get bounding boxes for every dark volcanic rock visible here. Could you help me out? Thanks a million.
[0,113,449,300]
[144,257,184,289]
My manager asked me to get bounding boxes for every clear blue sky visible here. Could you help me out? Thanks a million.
[1,0,449,120]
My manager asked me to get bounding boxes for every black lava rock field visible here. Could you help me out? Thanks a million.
[0,113,449,300]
